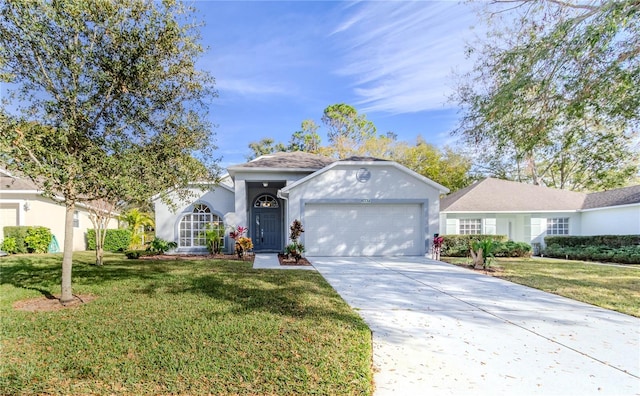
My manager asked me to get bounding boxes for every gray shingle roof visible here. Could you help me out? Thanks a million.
[0,172,39,191]
[441,178,640,212]
[583,185,640,209]
[229,152,335,170]
[441,178,587,212]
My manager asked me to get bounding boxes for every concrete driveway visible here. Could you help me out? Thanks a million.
[309,256,640,396]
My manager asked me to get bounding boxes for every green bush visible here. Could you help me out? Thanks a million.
[87,229,132,252]
[441,235,508,257]
[2,226,29,253]
[544,243,640,264]
[24,227,53,253]
[3,226,52,254]
[146,238,177,254]
[545,235,640,249]
[1,237,18,254]
[493,241,532,258]
[125,250,155,259]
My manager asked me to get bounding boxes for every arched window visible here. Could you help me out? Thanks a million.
[178,204,223,248]
[253,194,279,208]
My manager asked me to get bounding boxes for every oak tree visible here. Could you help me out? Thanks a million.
[0,0,218,302]
[455,0,639,190]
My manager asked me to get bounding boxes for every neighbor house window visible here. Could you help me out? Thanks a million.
[178,204,222,248]
[547,217,569,235]
[459,219,482,235]
[73,211,79,228]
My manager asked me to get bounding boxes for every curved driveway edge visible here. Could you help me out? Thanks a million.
[309,256,640,396]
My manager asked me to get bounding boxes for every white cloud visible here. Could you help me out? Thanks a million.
[216,77,289,97]
[332,1,478,114]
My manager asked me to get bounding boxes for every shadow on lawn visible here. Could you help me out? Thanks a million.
[1,254,367,328]
[189,272,369,327]
[0,253,174,299]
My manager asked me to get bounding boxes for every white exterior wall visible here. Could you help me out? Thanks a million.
[0,193,116,251]
[441,211,580,245]
[285,163,442,253]
[154,186,235,250]
[581,205,640,236]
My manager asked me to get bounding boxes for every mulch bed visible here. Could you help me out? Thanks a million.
[277,254,311,266]
[13,294,97,312]
[139,254,254,262]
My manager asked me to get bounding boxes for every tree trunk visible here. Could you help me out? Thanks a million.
[96,245,104,266]
[61,201,75,303]
[470,247,484,269]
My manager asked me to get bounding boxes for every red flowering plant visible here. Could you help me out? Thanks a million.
[229,226,253,259]
[431,233,444,260]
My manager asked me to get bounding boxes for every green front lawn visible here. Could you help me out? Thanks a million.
[442,256,640,317]
[0,252,372,395]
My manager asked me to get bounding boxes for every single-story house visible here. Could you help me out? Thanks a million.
[154,152,449,256]
[0,169,119,251]
[439,177,640,249]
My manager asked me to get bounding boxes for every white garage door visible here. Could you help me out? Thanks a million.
[305,203,423,256]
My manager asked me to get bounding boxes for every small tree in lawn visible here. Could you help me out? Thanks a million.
[85,199,119,266]
[285,219,305,263]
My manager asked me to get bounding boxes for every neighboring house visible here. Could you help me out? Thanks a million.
[0,169,119,251]
[439,178,640,248]
[154,152,449,256]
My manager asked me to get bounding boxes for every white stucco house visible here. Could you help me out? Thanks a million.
[154,152,449,256]
[0,169,119,251]
[439,178,640,250]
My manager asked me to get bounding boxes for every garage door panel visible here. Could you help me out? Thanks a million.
[305,203,423,256]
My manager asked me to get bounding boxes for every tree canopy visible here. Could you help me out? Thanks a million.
[0,0,218,301]
[246,104,472,191]
[454,0,639,191]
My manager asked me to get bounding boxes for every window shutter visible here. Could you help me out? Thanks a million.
[531,218,545,243]
[483,218,497,235]
[446,218,458,234]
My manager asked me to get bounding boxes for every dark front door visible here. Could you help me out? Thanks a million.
[253,209,281,252]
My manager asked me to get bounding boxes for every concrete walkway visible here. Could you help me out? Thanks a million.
[309,256,640,396]
[253,253,316,270]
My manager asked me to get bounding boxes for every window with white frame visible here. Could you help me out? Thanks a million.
[73,211,79,228]
[459,219,482,235]
[547,217,569,235]
[178,204,223,248]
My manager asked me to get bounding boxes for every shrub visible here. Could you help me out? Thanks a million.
[125,250,155,259]
[493,241,532,258]
[3,226,52,254]
[440,235,507,257]
[544,235,640,249]
[146,238,177,254]
[2,226,29,253]
[1,237,18,254]
[87,229,132,252]
[24,227,53,253]
[544,243,640,264]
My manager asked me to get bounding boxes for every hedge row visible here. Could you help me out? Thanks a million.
[86,229,132,252]
[545,235,639,249]
[544,244,640,264]
[440,235,531,258]
[1,226,52,254]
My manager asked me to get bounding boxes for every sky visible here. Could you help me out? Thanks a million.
[193,1,482,168]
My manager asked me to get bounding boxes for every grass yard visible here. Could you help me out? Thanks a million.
[0,252,372,395]
[442,256,640,317]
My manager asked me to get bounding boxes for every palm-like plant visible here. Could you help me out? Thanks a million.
[119,208,155,248]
